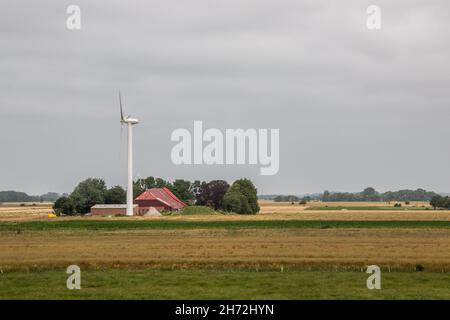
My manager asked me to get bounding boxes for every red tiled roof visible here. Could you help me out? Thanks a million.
[135,187,186,209]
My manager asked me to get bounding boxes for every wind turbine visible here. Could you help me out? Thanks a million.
[119,91,139,216]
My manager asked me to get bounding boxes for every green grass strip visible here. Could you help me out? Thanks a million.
[0,219,448,231]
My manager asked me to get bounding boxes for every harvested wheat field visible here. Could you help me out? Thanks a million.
[1,228,450,271]
[1,201,450,299]
[255,201,450,221]
[2,201,450,222]
[0,203,54,221]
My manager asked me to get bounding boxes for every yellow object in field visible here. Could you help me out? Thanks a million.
[48,213,57,218]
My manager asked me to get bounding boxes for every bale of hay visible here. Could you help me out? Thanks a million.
[144,207,162,216]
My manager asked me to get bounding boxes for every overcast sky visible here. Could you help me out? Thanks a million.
[1,0,450,195]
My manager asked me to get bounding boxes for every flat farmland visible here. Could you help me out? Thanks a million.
[2,201,450,222]
[258,201,450,221]
[1,200,449,299]
[0,203,53,221]
[1,228,450,271]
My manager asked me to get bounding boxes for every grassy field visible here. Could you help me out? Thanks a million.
[0,201,449,299]
[1,268,449,299]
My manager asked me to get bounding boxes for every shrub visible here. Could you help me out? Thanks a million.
[178,205,218,215]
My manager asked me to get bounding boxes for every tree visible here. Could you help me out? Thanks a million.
[171,179,195,203]
[105,186,126,204]
[53,196,75,215]
[0,191,35,202]
[232,179,259,213]
[133,178,148,198]
[361,187,380,201]
[134,176,170,198]
[70,178,107,214]
[430,195,450,209]
[196,180,229,210]
[155,178,169,188]
[40,192,61,202]
[223,191,249,213]
[319,188,438,202]
[190,180,204,199]
[273,195,299,202]
[222,179,259,214]
[143,176,156,189]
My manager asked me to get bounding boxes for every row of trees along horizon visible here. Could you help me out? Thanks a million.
[0,191,64,203]
[3,184,450,212]
[52,177,259,215]
[269,187,441,203]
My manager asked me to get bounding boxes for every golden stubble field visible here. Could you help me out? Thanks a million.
[1,228,450,271]
[0,203,54,221]
[1,201,450,271]
[1,201,450,221]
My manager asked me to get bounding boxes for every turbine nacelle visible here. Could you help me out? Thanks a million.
[119,90,139,125]
[121,117,139,125]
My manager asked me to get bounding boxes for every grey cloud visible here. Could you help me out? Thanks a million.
[1,0,449,194]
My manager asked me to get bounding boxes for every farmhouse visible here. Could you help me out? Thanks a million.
[89,187,186,216]
[134,187,186,214]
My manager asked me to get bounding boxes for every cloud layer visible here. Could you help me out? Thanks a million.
[1,0,449,194]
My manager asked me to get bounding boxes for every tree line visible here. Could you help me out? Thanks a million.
[271,187,439,202]
[53,179,126,215]
[54,176,259,215]
[0,191,64,203]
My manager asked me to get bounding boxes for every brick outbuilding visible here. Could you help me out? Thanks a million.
[90,204,139,216]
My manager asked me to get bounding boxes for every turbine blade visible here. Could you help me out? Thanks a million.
[119,90,124,121]
[120,122,124,159]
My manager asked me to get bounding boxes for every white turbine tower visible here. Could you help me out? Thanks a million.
[119,91,139,216]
